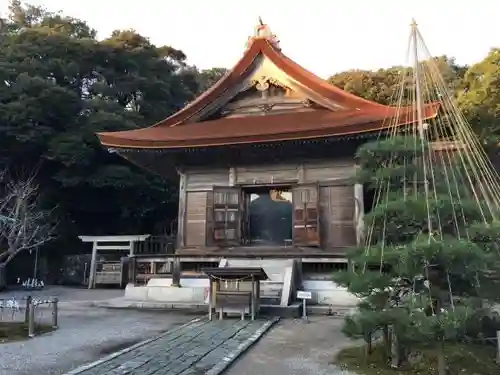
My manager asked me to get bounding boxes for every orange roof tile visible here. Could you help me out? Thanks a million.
[98,104,440,149]
[97,24,440,149]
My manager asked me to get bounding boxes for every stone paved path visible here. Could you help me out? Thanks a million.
[65,318,277,375]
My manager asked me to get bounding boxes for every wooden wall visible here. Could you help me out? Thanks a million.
[235,163,299,185]
[185,191,207,247]
[186,168,229,191]
[179,158,357,250]
[319,184,356,248]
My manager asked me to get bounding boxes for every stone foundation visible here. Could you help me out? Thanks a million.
[123,276,358,307]
[302,280,359,306]
[124,278,207,303]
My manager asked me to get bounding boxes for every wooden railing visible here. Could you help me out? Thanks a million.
[123,235,176,287]
[125,255,176,286]
[124,254,219,286]
[134,235,176,255]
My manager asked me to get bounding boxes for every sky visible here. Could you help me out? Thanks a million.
[1,0,498,78]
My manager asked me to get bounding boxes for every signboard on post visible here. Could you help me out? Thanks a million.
[296,291,312,300]
[296,290,312,321]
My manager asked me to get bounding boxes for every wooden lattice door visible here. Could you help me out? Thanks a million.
[292,183,320,247]
[213,186,242,246]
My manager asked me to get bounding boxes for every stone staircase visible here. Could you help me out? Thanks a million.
[259,281,283,305]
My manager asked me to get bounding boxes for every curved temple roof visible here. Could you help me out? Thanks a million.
[97,23,440,150]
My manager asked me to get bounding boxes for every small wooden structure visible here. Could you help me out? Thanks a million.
[203,267,268,321]
[78,235,150,288]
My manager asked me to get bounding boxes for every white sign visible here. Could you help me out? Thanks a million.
[296,291,312,300]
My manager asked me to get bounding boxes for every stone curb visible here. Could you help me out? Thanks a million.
[307,305,356,318]
[205,317,280,375]
[62,317,203,375]
[90,299,357,317]
[89,300,208,311]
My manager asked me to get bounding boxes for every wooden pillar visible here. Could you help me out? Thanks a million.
[88,242,98,289]
[128,256,137,285]
[229,167,236,186]
[208,277,213,321]
[251,275,256,321]
[297,164,305,183]
[129,241,135,257]
[177,170,187,249]
[354,164,365,247]
[172,256,181,287]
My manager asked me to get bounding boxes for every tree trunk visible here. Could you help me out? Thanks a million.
[0,263,6,290]
[0,251,9,264]
[390,327,400,368]
[0,249,18,267]
[436,342,447,375]
[0,250,22,290]
[496,331,500,364]
[383,325,391,358]
[364,331,372,356]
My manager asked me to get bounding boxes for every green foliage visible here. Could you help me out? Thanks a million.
[335,342,500,375]
[336,135,500,372]
[0,321,56,341]
[195,67,229,94]
[468,221,500,256]
[0,1,209,247]
[329,54,500,147]
[356,136,428,170]
[329,56,467,106]
[365,197,485,245]
[456,48,500,147]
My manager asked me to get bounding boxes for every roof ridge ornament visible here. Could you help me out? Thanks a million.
[245,17,281,51]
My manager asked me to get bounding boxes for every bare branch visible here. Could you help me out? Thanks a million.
[0,169,58,266]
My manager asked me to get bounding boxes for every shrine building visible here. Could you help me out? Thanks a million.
[95,21,439,307]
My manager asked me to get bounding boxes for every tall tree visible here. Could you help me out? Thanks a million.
[0,1,200,251]
[334,136,499,374]
[195,67,228,94]
[0,170,57,264]
[456,48,500,146]
[329,56,467,105]
[0,169,57,289]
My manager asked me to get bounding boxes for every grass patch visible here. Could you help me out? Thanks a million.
[0,322,55,342]
[335,342,499,375]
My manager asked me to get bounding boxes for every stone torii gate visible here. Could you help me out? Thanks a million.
[78,235,150,289]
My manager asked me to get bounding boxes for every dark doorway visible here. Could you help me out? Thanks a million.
[244,186,293,246]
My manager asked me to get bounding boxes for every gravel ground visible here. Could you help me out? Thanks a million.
[0,287,197,375]
[225,316,358,375]
[0,287,358,375]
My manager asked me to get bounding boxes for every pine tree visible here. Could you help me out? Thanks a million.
[334,135,500,374]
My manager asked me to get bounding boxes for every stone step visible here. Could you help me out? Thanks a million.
[261,292,281,298]
[260,282,283,294]
[260,297,281,306]
[260,302,302,318]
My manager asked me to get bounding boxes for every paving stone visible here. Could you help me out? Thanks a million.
[69,318,275,375]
